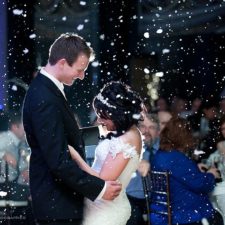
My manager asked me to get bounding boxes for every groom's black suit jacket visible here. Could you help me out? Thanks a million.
[23,73,104,220]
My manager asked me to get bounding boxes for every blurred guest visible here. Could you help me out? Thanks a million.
[150,117,223,225]
[157,110,172,132]
[179,97,202,119]
[0,110,8,132]
[204,140,225,225]
[199,115,225,224]
[188,98,220,160]
[154,97,170,112]
[191,97,202,114]
[0,113,31,225]
[126,113,160,225]
[0,113,25,183]
[170,96,187,117]
[219,97,225,117]
[17,141,30,186]
[199,99,220,160]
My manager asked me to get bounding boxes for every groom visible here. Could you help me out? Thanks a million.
[22,33,121,225]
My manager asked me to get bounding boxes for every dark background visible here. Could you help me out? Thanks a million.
[2,0,225,126]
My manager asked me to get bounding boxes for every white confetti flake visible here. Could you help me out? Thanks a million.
[99,34,105,40]
[77,24,84,31]
[156,28,163,34]
[91,61,99,67]
[80,1,86,6]
[23,48,29,54]
[155,72,164,77]
[12,85,17,91]
[13,9,23,15]
[132,114,141,120]
[29,34,36,39]
[144,68,150,74]
[144,32,150,38]
[0,191,7,197]
[162,49,170,54]
[62,16,67,21]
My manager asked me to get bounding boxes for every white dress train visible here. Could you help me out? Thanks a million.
[82,137,141,225]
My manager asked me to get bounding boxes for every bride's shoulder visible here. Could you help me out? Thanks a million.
[119,127,142,155]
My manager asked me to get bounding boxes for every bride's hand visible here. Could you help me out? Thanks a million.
[68,145,80,160]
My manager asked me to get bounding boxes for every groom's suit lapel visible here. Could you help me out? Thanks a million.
[37,73,76,122]
[36,73,86,159]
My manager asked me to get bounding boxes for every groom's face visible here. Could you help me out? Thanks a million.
[60,54,89,86]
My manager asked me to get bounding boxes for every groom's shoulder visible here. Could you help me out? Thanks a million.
[25,76,52,104]
[28,73,51,94]
[27,73,42,90]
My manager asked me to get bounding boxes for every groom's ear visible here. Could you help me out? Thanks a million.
[57,58,67,68]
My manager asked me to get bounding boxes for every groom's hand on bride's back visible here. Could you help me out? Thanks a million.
[102,180,122,200]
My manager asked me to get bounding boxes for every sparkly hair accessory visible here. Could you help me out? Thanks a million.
[96,93,116,109]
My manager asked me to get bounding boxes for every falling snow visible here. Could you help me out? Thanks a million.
[12,9,23,15]
[77,24,84,30]
[1,3,225,222]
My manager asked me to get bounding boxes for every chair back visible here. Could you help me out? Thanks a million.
[142,170,172,225]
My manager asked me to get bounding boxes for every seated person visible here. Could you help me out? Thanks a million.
[199,140,225,224]
[150,117,223,225]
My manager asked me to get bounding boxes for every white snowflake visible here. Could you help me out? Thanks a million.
[13,9,23,15]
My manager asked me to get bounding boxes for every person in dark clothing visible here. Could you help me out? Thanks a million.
[22,33,121,225]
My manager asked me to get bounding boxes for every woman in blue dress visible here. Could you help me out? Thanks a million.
[150,117,223,225]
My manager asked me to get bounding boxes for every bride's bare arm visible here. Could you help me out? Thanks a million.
[69,145,127,181]
[69,145,130,181]
[69,128,141,181]
[99,153,130,181]
[68,145,99,177]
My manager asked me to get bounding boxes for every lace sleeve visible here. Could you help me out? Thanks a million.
[108,137,138,159]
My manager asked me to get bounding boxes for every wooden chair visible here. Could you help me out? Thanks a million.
[142,170,172,225]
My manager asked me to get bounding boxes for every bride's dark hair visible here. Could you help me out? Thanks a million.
[93,81,144,137]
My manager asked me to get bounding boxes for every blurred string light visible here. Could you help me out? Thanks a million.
[144,68,164,106]
[155,72,164,77]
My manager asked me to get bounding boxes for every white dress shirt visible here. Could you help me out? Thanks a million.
[40,68,66,99]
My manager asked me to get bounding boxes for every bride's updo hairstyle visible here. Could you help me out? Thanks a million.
[93,81,144,136]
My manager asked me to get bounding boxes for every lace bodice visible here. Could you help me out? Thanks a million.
[91,137,141,189]
[82,136,142,225]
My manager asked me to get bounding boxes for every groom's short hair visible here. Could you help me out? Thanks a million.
[48,33,95,66]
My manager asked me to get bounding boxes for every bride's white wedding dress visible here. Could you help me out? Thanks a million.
[82,136,141,225]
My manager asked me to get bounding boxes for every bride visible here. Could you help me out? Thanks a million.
[69,81,144,225]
